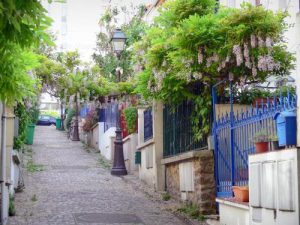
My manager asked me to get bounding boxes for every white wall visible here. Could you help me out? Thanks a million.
[137,101,165,191]
[99,123,116,161]
[123,133,138,173]
[139,144,156,188]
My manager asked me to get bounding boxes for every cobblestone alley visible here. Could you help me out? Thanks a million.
[8,126,188,225]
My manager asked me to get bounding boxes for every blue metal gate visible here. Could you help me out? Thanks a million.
[213,85,297,197]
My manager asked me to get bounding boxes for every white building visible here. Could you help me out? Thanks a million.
[39,92,60,113]
[43,0,150,62]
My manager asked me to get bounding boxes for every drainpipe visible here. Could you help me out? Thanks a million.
[1,103,7,224]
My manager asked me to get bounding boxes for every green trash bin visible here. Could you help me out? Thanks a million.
[26,124,36,145]
[56,118,61,130]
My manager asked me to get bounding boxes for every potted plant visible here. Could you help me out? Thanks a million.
[269,135,279,151]
[232,186,249,202]
[252,130,270,153]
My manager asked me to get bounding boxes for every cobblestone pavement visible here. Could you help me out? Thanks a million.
[8,126,188,225]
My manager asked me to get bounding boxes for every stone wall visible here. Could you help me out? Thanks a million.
[165,150,216,214]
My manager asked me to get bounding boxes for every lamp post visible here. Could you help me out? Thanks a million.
[71,68,80,141]
[110,28,127,176]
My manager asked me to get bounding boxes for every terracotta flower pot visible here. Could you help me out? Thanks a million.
[232,186,249,202]
[255,141,269,153]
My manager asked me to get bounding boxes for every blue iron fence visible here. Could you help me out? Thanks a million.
[213,87,297,197]
[144,108,153,142]
[163,100,208,157]
[102,102,118,132]
[80,105,89,118]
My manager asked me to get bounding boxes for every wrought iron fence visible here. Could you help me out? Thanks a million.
[102,102,118,132]
[213,90,297,197]
[80,105,89,118]
[144,108,153,142]
[163,100,208,157]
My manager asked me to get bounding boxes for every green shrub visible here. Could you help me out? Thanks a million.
[161,192,171,201]
[40,110,60,118]
[64,108,76,130]
[178,202,205,221]
[124,107,138,134]
[9,194,16,216]
[14,103,29,150]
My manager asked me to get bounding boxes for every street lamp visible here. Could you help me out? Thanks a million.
[71,67,80,141]
[111,28,127,61]
[110,28,127,176]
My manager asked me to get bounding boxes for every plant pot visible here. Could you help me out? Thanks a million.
[255,141,269,153]
[253,98,275,108]
[232,186,249,202]
[270,140,279,151]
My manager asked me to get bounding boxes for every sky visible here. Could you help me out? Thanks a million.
[43,0,150,62]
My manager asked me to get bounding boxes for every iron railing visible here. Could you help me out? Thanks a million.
[102,103,118,132]
[163,100,208,157]
[213,89,297,197]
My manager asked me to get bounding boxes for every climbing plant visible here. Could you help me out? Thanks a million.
[0,1,52,104]
[133,0,294,140]
[93,4,148,82]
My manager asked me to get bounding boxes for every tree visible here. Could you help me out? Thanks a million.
[93,5,148,82]
[133,0,294,140]
[0,1,52,104]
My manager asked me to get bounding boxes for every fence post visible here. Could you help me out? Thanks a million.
[230,81,235,191]
[212,85,219,194]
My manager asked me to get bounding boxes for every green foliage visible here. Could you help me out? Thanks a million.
[118,82,135,95]
[133,0,294,140]
[65,108,76,130]
[35,55,66,92]
[238,88,271,105]
[9,194,16,217]
[0,48,40,104]
[124,107,138,134]
[156,0,216,28]
[14,100,40,149]
[0,1,52,47]
[31,194,38,202]
[191,93,211,141]
[252,130,271,143]
[27,160,44,173]
[28,103,40,124]
[93,5,148,81]
[40,110,60,118]
[178,202,205,221]
[14,103,30,150]
[98,154,112,169]
[0,1,52,104]
[161,192,171,201]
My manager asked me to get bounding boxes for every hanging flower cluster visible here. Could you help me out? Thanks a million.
[196,34,281,83]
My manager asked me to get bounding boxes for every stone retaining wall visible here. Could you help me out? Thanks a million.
[165,150,216,214]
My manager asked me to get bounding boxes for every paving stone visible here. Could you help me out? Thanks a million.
[8,126,187,225]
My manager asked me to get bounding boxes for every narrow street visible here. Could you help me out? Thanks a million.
[8,126,186,225]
